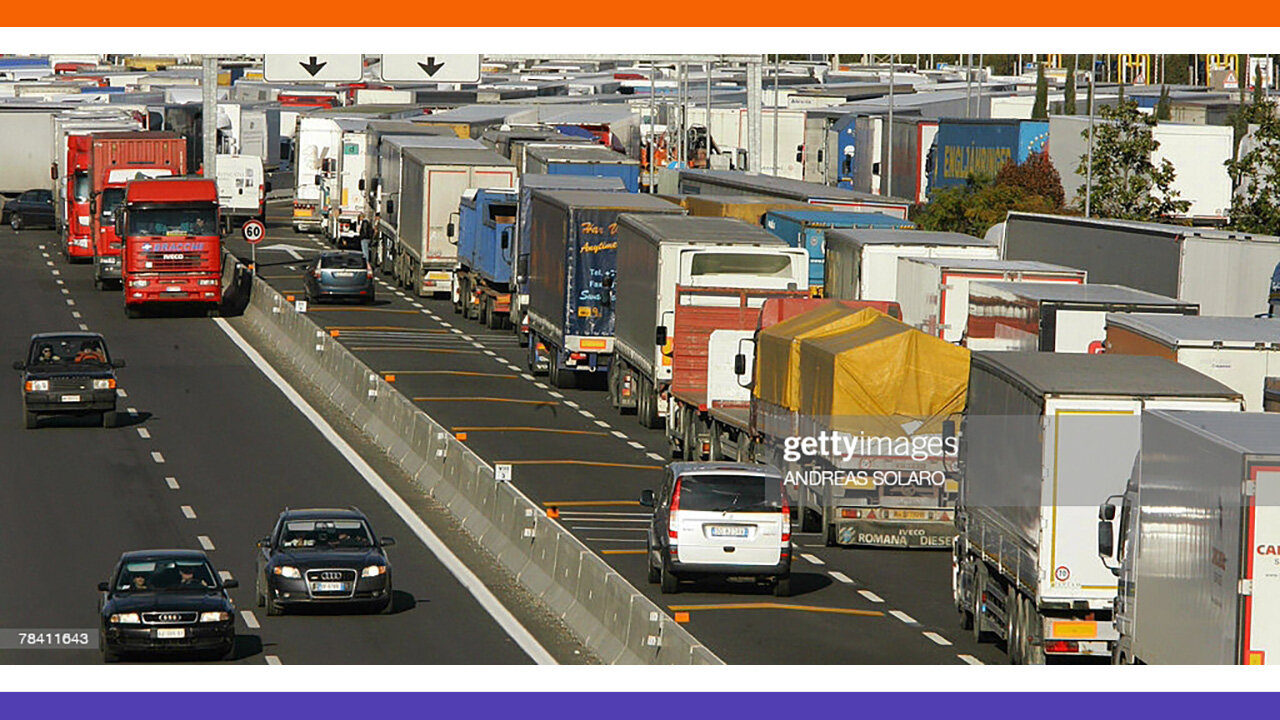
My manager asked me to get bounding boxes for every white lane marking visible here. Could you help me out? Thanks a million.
[127,407,138,415]
[265,655,282,665]
[78,324,89,331]
[56,279,64,285]
[240,610,260,629]
[219,570,233,582]
[165,477,180,490]
[483,349,496,356]
[859,589,885,603]
[958,654,984,665]
[627,441,645,450]
[60,288,69,295]
[548,391,563,399]
[42,252,49,258]
[646,452,665,461]
[579,409,595,419]
[213,317,558,665]
[472,343,485,349]
[800,553,825,565]
[520,373,534,381]
[594,420,610,428]
[71,310,80,318]
[450,328,463,335]
[38,244,45,249]
[923,631,952,646]
[461,335,473,342]
[533,382,548,390]
[65,299,75,306]
[136,427,151,439]
[610,430,627,439]
[889,610,919,625]
[46,261,54,267]
[181,505,197,519]
[51,270,60,276]
[439,321,452,328]
[197,535,215,551]
[828,571,854,584]
[150,451,165,464]
[116,388,127,398]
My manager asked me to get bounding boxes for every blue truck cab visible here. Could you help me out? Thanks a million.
[455,188,518,327]
[763,209,916,295]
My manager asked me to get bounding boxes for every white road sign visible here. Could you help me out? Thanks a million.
[264,54,363,83]
[379,55,481,84]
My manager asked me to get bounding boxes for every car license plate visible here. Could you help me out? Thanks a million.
[892,510,927,520]
[166,286,182,293]
[61,394,81,403]
[312,582,347,592]
[709,525,749,538]
[156,628,185,639]
[295,208,313,217]
[332,271,354,278]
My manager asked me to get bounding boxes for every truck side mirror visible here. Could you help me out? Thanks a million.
[447,221,455,239]
[655,326,667,346]
[114,210,125,237]
[1097,519,1115,559]
[639,489,656,507]
[942,419,956,446]
[358,178,365,192]
[98,581,110,592]
[734,353,746,376]
[1099,502,1116,521]
[314,174,323,187]
[501,229,511,250]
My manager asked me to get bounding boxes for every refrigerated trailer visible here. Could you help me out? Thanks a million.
[955,352,1244,663]
[390,146,516,297]
[1101,410,1280,664]
[1105,314,1280,412]
[896,258,1087,344]
[608,215,809,435]
[1002,212,1280,316]
[823,229,999,302]
[966,282,1199,353]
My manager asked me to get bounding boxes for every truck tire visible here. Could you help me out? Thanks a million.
[708,424,724,461]
[682,409,699,460]
[971,562,992,643]
[1006,590,1023,664]
[637,376,660,429]
[646,548,661,584]
[486,298,503,330]
[550,359,576,390]
[1019,595,1045,664]
[102,411,118,429]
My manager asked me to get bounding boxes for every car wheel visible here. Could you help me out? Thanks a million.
[24,411,38,429]
[773,574,792,598]
[379,585,395,614]
[256,575,266,608]
[125,305,141,319]
[265,591,284,616]
[102,411,117,429]
[646,546,661,584]
[659,559,679,594]
[101,645,121,664]
[10,213,21,231]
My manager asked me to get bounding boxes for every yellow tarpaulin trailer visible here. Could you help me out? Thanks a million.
[754,304,880,410]
[684,194,811,227]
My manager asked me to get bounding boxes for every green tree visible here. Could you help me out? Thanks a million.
[1064,55,1078,115]
[996,150,1065,208]
[916,169,1063,236]
[1226,96,1280,234]
[1155,85,1171,120]
[1031,63,1048,119]
[1076,100,1191,220]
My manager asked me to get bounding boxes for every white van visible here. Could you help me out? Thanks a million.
[641,462,792,596]
[215,153,264,235]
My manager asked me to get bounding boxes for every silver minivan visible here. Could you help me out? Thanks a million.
[641,462,792,596]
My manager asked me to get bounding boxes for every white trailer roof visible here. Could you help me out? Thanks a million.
[1106,313,1280,347]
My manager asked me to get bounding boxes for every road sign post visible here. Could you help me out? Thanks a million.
[263,54,363,83]
[379,55,481,84]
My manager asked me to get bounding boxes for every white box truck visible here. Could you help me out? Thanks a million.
[292,116,343,233]
[1101,410,1280,664]
[896,258,1086,343]
[956,352,1244,663]
[325,118,373,245]
[214,154,265,234]
[390,146,516,297]
[823,229,999,302]
[1105,314,1280,412]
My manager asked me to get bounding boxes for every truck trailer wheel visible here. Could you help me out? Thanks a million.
[485,298,503,330]
[1018,595,1045,664]
[637,377,660,429]
[971,562,993,643]
[549,359,576,390]
[1006,590,1023,664]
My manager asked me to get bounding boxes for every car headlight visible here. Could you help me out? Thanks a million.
[198,611,231,623]
[93,378,116,390]
[361,564,387,578]
[26,380,49,392]
[109,613,141,624]
[272,565,301,579]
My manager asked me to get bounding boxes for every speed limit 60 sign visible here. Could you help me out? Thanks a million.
[242,219,266,244]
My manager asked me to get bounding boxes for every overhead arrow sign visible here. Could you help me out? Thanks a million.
[379,54,481,84]
[263,54,362,83]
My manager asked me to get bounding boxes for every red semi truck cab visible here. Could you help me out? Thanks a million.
[88,132,187,289]
[117,177,222,317]
[64,135,93,261]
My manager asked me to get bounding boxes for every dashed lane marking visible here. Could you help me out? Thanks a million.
[450,426,609,437]
[923,632,952,646]
[165,477,180,490]
[181,505,197,519]
[136,428,150,439]
[413,396,560,406]
[78,324,89,331]
[828,571,854,584]
[958,654,984,665]
[800,553,825,565]
[265,655,282,665]
[859,590,885,603]
[150,451,165,464]
[627,441,646,450]
[240,611,260,629]
[594,420,610,427]
[646,452,665,461]
[71,310,80,318]
[197,535,215,551]
[116,388,127,398]
[667,602,884,618]
[498,459,662,470]
[889,610,919,626]
[578,409,595,419]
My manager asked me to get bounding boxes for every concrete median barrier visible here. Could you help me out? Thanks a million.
[237,274,721,665]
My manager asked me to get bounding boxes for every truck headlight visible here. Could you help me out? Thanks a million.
[272,566,301,579]
[198,611,231,623]
[360,565,387,578]
[197,279,218,286]
[109,613,141,624]
[130,280,148,288]
[93,379,116,390]
[26,380,49,392]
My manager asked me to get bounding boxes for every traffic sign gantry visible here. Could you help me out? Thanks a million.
[242,219,266,245]
[379,55,481,84]
[263,54,363,83]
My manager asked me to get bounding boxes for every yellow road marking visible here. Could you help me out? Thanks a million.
[350,347,481,354]
[497,460,662,470]
[600,549,648,555]
[325,325,449,332]
[451,426,609,437]
[381,370,517,379]
[414,396,560,406]
[666,603,883,618]
[307,308,420,315]
[541,500,642,507]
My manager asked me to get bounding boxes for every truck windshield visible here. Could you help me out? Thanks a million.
[73,172,90,202]
[128,208,218,237]
[677,474,782,513]
[689,253,794,278]
[100,187,125,221]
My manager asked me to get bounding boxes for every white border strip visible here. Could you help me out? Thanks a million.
[213,317,557,666]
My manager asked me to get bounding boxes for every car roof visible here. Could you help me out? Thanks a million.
[670,461,783,479]
[319,250,365,257]
[279,508,368,521]
[119,549,211,562]
[31,331,104,341]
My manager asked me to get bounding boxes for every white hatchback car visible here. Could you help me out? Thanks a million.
[641,462,792,596]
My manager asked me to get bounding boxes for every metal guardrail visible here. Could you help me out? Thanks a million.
[238,273,721,665]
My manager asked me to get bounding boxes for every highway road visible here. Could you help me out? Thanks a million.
[226,201,1010,665]
[0,221,561,665]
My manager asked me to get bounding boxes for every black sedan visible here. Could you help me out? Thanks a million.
[256,507,395,615]
[303,251,375,304]
[14,332,124,428]
[98,549,238,662]
[2,188,55,230]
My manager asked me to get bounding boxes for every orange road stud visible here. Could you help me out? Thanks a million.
[285,295,295,302]
[330,330,340,337]
[546,506,560,519]
[455,432,468,441]
[384,374,396,383]
[674,612,691,624]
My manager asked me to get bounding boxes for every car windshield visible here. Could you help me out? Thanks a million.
[100,187,125,221]
[127,207,217,237]
[279,520,372,550]
[689,253,794,278]
[73,172,90,202]
[116,559,217,592]
[677,474,782,513]
[319,254,367,270]
[29,336,108,367]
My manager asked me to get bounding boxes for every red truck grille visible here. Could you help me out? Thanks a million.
[138,251,209,271]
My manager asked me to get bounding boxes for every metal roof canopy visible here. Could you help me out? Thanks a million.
[1106,313,1280,347]
[973,351,1242,399]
